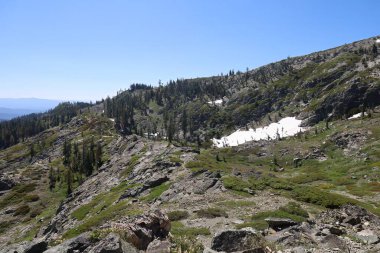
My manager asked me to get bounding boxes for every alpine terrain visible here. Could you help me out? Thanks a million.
[0,36,380,253]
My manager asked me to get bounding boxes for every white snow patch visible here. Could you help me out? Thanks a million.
[376,39,380,44]
[109,118,115,122]
[348,112,367,120]
[213,117,307,147]
[208,99,223,105]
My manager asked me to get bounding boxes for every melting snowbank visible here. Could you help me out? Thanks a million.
[348,112,367,120]
[208,99,223,105]
[213,117,307,147]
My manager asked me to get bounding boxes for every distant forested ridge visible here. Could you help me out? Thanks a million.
[0,102,89,149]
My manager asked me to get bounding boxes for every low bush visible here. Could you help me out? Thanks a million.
[14,205,30,216]
[167,210,189,221]
[279,202,309,218]
[24,194,40,202]
[197,207,228,218]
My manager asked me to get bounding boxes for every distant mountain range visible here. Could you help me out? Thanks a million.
[0,98,61,120]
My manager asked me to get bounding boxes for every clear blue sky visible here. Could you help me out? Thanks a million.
[0,0,378,101]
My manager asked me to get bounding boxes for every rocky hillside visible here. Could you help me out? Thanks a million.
[0,36,380,253]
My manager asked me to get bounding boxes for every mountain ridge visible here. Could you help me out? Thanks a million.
[0,35,379,252]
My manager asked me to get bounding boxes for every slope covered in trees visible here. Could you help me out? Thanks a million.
[0,102,89,149]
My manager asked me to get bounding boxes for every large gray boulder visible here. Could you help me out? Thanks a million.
[113,210,171,250]
[355,229,380,244]
[0,177,15,191]
[211,228,265,252]
[44,233,91,253]
[264,218,298,231]
[86,233,137,253]
[146,239,171,253]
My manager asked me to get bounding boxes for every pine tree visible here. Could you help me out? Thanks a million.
[167,115,176,143]
[181,108,188,139]
[49,167,55,191]
[30,144,35,162]
[372,44,378,56]
[67,168,72,197]
[95,142,103,168]
[63,139,71,166]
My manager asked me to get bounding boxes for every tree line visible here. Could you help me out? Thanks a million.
[0,102,89,150]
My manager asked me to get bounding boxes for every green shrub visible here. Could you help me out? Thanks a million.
[279,202,309,218]
[171,236,204,253]
[223,176,250,192]
[141,183,170,202]
[167,210,189,221]
[29,207,43,218]
[14,183,37,193]
[14,205,30,216]
[24,194,40,202]
[290,186,355,208]
[197,207,228,218]
[171,221,211,237]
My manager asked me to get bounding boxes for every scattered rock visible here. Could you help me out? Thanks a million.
[45,233,91,253]
[24,240,48,253]
[146,239,171,253]
[113,210,170,250]
[86,233,137,253]
[320,234,348,252]
[0,177,15,191]
[265,218,298,231]
[329,226,344,236]
[144,175,169,189]
[211,228,265,252]
[356,229,379,244]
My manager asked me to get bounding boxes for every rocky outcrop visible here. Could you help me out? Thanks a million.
[263,205,380,252]
[211,228,265,252]
[161,170,222,201]
[0,176,15,191]
[43,210,171,253]
[45,233,92,253]
[0,239,48,253]
[146,239,171,253]
[112,210,171,250]
[264,217,298,231]
[86,233,137,253]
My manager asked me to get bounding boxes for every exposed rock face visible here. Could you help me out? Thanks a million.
[112,210,171,250]
[211,228,265,252]
[43,210,171,253]
[45,233,92,253]
[146,239,171,253]
[161,170,222,201]
[86,233,137,253]
[356,229,379,244]
[24,240,48,253]
[0,176,15,191]
[263,205,380,252]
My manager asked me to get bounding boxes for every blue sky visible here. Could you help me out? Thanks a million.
[0,0,379,101]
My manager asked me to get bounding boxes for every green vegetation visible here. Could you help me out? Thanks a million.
[64,182,142,239]
[237,203,308,230]
[167,210,189,221]
[14,205,31,216]
[120,154,141,178]
[171,221,211,237]
[141,182,170,202]
[197,207,228,218]
[24,194,40,202]
[217,200,256,208]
